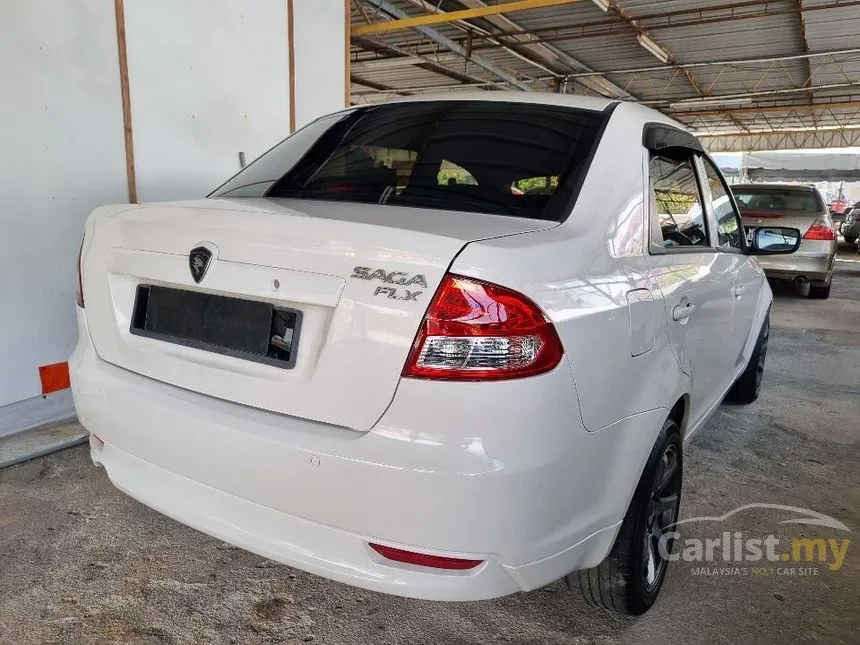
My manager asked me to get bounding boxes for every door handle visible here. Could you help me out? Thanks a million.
[672,303,695,322]
[733,284,746,299]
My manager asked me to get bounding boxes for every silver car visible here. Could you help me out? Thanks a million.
[731,184,837,299]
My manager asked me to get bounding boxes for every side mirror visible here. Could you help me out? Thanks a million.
[748,227,801,255]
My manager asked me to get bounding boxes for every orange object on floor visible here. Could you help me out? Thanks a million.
[39,361,71,394]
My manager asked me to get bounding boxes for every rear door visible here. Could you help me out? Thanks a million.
[644,149,736,428]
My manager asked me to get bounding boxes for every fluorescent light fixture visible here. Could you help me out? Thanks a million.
[637,33,670,63]
[590,0,610,11]
[669,97,753,110]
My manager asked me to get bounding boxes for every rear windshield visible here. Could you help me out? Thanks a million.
[211,101,607,221]
[732,188,824,215]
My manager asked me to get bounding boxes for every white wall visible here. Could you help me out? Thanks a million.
[124,0,292,202]
[294,0,347,129]
[0,0,347,431]
[0,1,128,410]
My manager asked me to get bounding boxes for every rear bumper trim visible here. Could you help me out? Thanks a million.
[758,253,834,283]
[93,440,618,600]
[96,441,523,600]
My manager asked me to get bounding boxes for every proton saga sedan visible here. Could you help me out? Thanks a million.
[71,94,799,615]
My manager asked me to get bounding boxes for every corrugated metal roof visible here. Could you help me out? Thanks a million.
[350,0,860,141]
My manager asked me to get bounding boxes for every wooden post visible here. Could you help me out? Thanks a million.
[288,0,297,132]
[345,0,351,107]
[114,0,137,203]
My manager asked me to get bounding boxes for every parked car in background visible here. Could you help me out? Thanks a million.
[841,206,860,245]
[731,184,837,299]
[826,193,851,226]
[71,95,802,616]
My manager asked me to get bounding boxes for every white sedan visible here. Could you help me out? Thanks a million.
[71,94,799,615]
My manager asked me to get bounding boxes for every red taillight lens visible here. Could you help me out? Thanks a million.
[75,240,85,308]
[803,221,836,241]
[369,543,483,570]
[402,274,563,381]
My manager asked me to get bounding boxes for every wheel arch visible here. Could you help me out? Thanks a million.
[667,395,689,436]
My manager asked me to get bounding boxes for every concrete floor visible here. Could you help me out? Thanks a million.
[1,245,858,645]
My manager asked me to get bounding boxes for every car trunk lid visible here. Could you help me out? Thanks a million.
[82,197,556,430]
[740,209,821,234]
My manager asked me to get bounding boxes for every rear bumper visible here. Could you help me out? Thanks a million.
[758,248,835,284]
[70,310,655,601]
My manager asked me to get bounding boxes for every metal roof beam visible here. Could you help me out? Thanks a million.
[350,75,405,93]
[450,0,638,99]
[668,99,860,118]
[606,1,751,132]
[700,127,860,152]
[353,0,580,36]
[648,81,860,107]
[558,47,860,78]
[352,36,511,90]
[396,0,560,87]
[447,0,860,49]
[352,79,519,96]
[359,0,532,90]
[795,0,816,105]
[606,1,706,96]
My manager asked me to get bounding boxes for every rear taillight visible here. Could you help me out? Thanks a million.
[369,543,483,570]
[75,240,85,308]
[804,219,836,241]
[402,274,563,381]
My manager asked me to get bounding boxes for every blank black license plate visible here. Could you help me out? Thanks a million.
[130,285,301,368]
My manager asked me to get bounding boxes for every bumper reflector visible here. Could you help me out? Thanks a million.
[369,543,483,570]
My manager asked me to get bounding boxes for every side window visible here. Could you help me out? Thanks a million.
[437,161,476,186]
[512,175,558,195]
[701,157,743,250]
[649,153,708,249]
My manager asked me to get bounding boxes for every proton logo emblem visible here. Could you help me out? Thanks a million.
[189,246,213,283]
[755,218,762,225]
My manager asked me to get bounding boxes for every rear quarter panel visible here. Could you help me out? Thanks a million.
[451,103,689,435]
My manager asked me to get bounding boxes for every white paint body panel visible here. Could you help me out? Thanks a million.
[81,199,553,430]
[72,95,773,600]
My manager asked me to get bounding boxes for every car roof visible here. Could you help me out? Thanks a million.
[373,90,617,112]
[347,92,688,135]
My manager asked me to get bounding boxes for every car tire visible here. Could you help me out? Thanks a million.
[726,312,770,404]
[809,282,831,299]
[844,236,857,244]
[572,418,682,616]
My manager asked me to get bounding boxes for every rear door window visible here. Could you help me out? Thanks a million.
[212,101,607,221]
